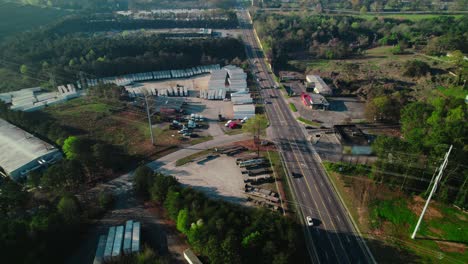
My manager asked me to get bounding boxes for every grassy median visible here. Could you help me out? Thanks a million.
[289,103,297,112]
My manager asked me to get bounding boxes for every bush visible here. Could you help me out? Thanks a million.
[403,60,430,77]
[98,191,114,209]
[324,162,370,176]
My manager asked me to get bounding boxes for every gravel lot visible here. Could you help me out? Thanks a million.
[157,155,247,204]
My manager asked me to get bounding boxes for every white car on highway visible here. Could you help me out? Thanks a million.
[306,216,314,226]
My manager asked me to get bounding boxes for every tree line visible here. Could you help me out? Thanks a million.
[0,178,84,263]
[0,30,245,92]
[49,14,239,35]
[253,12,467,70]
[260,0,468,12]
[368,86,467,208]
[133,166,307,264]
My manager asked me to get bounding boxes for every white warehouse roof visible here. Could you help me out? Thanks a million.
[0,118,62,181]
[306,75,332,95]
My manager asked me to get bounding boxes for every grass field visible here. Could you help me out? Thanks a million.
[323,162,468,263]
[0,2,71,40]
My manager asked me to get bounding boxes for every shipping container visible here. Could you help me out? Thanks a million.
[103,226,116,261]
[124,220,134,255]
[132,222,141,253]
[112,226,124,257]
[93,235,107,264]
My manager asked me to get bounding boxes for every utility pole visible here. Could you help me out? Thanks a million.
[411,145,453,239]
[49,72,57,90]
[144,94,155,145]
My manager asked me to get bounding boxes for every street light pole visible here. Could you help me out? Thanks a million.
[411,145,452,239]
[144,94,155,145]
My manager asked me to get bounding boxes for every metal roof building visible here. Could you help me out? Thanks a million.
[0,118,62,181]
[306,75,332,95]
[233,104,255,119]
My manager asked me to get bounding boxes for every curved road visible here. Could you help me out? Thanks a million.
[237,7,375,264]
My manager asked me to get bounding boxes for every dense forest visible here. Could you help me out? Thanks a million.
[4,0,237,10]
[49,14,239,35]
[133,166,306,264]
[0,33,245,92]
[253,12,468,69]
[371,86,467,208]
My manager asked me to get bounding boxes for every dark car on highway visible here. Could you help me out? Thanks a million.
[292,172,302,178]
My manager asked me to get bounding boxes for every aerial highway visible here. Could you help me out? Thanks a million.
[236,7,376,264]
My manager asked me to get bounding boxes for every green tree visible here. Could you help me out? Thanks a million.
[241,231,261,248]
[62,136,79,159]
[57,194,80,225]
[19,64,28,75]
[242,115,268,155]
[176,209,189,234]
[360,5,368,14]
[150,174,178,202]
[0,179,29,214]
[98,191,114,209]
[164,188,182,220]
[365,96,400,122]
[133,165,154,197]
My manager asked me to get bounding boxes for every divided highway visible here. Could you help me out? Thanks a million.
[236,8,376,264]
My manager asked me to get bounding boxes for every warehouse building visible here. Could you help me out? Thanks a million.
[202,65,247,100]
[233,104,255,119]
[0,86,79,112]
[300,92,329,110]
[306,75,332,95]
[0,118,62,181]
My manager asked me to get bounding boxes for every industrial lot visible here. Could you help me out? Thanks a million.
[0,19,378,264]
[1,2,465,264]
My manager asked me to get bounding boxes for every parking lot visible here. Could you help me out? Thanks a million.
[286,82,366,127]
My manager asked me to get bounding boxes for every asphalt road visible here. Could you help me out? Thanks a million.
[236,7,375,264]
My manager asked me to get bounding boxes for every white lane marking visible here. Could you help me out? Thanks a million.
[328,196,332,203]
[302,191,306,198]
[320,181,324,187]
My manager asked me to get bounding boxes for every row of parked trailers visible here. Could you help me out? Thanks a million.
[199,89,227,100]
[127,85,189,98]
[94,220,140,264]
[86,64,220,87]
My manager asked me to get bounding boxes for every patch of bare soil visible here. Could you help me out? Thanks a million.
[236,139,277,152]
[428,227,443,236]
[436,241,467,254]
[410,196,443,219]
